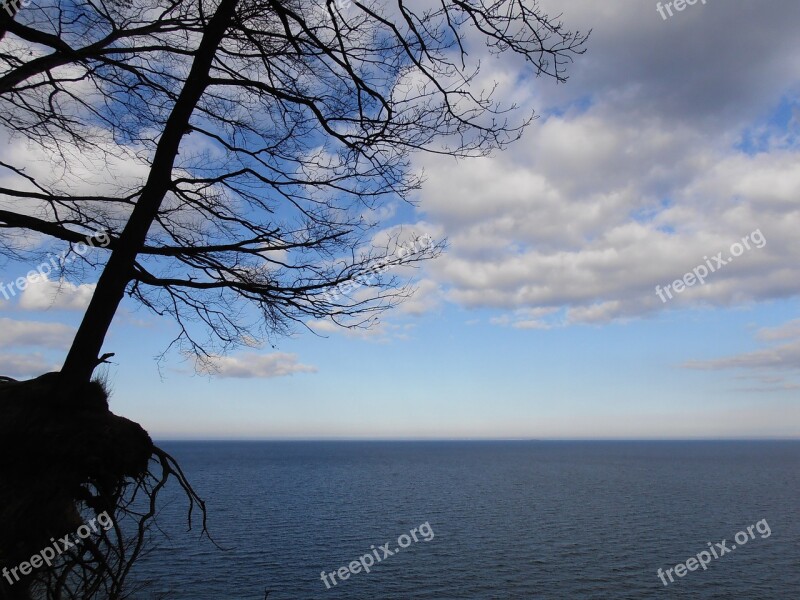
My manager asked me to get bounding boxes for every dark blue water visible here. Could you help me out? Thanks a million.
[127,441,800,599]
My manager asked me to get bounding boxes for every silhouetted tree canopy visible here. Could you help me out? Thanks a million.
[0,0,588,381]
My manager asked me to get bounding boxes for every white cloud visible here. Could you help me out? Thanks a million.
[306,313,421,343]
[200,352,317,379]
[684,340,800,372]
[0,353,60,379]
[566,301,626,325]
[420,117,798,318]
[307,317,394,342]
[0,318,74,349]
[408,1,800,326]
[18,275,96,310]
[490,307,559,330]
[682,319,800,391]
[398,279,442,316]
[756,319,800,342]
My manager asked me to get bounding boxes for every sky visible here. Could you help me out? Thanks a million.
[1,0,799,439]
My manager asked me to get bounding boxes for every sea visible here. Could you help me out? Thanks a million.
[126,441,800,599]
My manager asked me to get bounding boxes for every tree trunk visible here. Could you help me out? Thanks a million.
[0,1,19,43]
[60,0,239,384]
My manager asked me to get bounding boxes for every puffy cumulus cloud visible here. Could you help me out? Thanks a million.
[398,279,443,316]
[0,133,150,233]
[565,301,627,325]
[364,221,443,257]
[359,202,398,227]
[0,125,151,200]
[18,275,96,311]
[408,1,800,325]
[0,318,74,349]
[0,353,59,379]
[305,319,343,335]
[200,352,317,379]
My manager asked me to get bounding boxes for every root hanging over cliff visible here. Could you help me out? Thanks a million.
[0,373,210,600]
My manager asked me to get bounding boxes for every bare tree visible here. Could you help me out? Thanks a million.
[0,0,587,383]
[0,0,586,596]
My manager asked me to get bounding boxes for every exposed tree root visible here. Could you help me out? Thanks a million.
[0,373,211,599]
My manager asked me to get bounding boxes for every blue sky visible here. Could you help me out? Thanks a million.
[1,1,799,439]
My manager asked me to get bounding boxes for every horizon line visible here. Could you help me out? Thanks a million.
[152,436,800,442]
